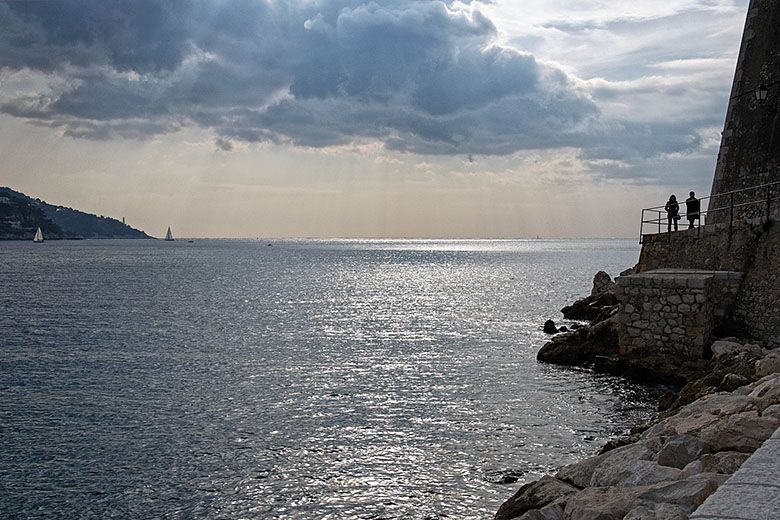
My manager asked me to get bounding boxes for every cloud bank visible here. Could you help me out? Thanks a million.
[0,0,740,172]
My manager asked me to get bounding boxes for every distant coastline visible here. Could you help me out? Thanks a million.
[0,187,152,240]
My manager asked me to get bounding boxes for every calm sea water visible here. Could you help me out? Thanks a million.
[0,239,665,519]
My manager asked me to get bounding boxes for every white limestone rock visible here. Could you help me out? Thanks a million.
[636,474,723,510]
[748,373,780,412]
[494,476,578,520]
[562,486,647,520]
[680,452,750,477]
[655,435,710,469]
[643,393,756,440]
[761,403,780,420]
[678,460,704,479]
[698,411,780,453]
[590,459,682,488]
[517,500,565,520]
[755,350,780,378]
[556,444,653,488]
[624,501,689,520]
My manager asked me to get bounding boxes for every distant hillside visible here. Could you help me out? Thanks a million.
[0,187,152,240]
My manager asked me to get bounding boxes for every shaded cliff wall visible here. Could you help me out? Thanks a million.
[707,0,780,224]
[637,220,780,348]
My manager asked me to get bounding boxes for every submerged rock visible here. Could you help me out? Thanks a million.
[484,469,526,485]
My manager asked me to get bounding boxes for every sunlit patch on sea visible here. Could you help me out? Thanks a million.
[0,239,668,519]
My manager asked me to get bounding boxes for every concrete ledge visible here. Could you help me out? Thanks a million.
[690,426,780,520]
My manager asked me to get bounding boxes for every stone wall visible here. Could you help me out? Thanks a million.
[707,0,780,224]
[732,226,780,348]
[637,220,768,273]
[636,218,780,349]
[617,271,742,362]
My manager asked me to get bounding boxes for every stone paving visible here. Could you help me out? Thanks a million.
[690,426,780,520]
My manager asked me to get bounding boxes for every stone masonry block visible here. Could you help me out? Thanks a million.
[688,277,708,289]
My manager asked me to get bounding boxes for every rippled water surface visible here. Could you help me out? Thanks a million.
[0,239,666,519]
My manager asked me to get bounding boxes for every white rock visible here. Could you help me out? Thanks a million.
[590,459,682,488]
[698,412,780,452]
[517,500,565,520]
[761,403,780,420]
[710,339,764,359]
[557,444,652,488]
[695,452,750,475]
[624,501,689,520]
[563,486,647,520]
[655,435,710,469]
[678,460,704,479]
[755,350,780,378]
[636,474,722,509]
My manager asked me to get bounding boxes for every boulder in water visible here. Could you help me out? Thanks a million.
[543,320,558,334]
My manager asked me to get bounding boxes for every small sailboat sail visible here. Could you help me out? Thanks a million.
[33,227,44,243]
[164,226,174,241]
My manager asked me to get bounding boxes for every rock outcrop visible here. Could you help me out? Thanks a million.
[536,271,764,386]
[495,372,780,520]
[537,271,630,375]
[520,267,780,519]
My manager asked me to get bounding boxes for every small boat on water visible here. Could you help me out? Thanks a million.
[33,227,44,243]
[164,226,174,241]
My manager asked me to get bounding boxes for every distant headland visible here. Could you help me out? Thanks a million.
[0,187,152,240]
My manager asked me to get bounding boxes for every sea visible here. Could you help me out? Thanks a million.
[0,238,668,519]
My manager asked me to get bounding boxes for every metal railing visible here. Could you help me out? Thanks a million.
[639,178,780,243]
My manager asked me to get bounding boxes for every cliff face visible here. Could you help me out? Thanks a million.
[0,187,152,240]
[707,0,780,224]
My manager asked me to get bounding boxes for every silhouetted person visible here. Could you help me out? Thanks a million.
[665,194,679,231]
[685,191,700,229]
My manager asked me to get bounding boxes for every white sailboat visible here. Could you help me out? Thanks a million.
[33,227,44,243]
[164,226,174,241]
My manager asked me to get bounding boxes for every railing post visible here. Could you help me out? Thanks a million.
[730,192,734,234]
[657,210,661,234]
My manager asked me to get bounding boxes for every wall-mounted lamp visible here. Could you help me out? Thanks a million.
[755,85,769,101]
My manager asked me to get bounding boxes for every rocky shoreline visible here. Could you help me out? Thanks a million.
[494,272,780,520]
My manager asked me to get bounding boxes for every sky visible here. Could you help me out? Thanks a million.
[0,0,750,239]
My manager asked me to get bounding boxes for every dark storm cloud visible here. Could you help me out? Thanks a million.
[0,0,705,166]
